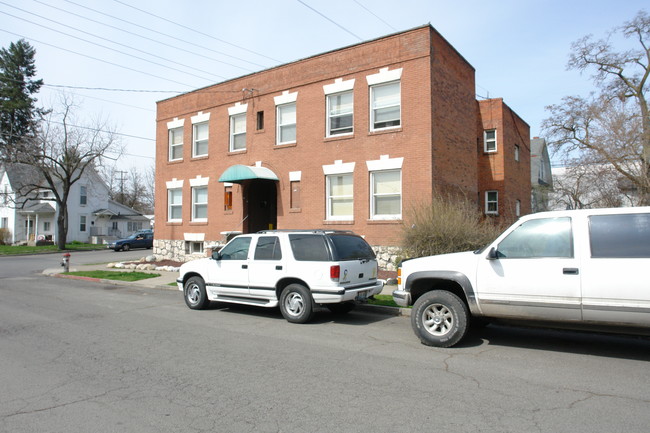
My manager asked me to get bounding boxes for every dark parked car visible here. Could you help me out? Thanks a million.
[108,230,153,252]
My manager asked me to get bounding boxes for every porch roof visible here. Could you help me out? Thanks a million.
[18,202,55,214]
[218,165,279,184]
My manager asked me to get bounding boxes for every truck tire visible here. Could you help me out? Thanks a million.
[411,290,468,347]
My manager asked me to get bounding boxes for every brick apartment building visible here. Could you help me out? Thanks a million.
[154,25,531,266]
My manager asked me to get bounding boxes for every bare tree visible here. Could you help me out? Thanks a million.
[550,163,632,210]
[543,10,650,205]
[9,94,122,249]
[100,164,154,214]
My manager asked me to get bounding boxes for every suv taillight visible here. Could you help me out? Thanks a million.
[330,265,340,281]
[397,267,401,287]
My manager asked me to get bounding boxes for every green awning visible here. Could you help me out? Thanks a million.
[218,165,279,184]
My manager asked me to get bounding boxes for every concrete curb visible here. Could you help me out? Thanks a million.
[45,267,409,317]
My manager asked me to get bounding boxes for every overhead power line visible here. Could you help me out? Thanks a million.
[0,28,196,88]
[297,0,363,42]
[112,0,283,64]
[0,2,227,81]
[352,0,397,31]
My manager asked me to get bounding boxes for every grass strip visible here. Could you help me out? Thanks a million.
[63,270,160,282]
[0,243,107,255]
[366,294,407,308]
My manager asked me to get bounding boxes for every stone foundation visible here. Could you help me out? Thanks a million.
[154,239,403,270]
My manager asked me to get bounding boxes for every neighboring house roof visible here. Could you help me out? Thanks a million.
[18,202,56,214]
[1,163,45,194]
[93,199,149,221]
[530,138,553,188]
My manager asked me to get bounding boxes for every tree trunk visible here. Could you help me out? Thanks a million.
[56,204,67,250]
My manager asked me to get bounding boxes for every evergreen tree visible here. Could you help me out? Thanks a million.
[0,39,44,160]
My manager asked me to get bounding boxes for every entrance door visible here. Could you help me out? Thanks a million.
[245,180,277,233]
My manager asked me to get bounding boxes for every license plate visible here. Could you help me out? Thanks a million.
[355,290,369,301]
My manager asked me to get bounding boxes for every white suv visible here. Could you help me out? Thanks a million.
[394,207,650,347]
[178,230,384,323]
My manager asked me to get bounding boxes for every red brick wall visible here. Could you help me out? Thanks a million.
[155,26,525,251]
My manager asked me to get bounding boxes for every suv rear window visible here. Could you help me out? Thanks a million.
[329,234,375,260]
[589,213,650,258]
[289,234,331,261]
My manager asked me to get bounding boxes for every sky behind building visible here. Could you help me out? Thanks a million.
[1,0,647,172]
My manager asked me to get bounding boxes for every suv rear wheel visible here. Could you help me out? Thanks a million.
[280,284,314,323]
[411,290,468,347]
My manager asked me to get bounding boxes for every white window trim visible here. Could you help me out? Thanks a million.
[370,169,402,220]
[326,90,354,137]
[323,160,355,176]
[229,113,247,152]
[289,171,302,182]
[366,67,403,86]
[484,129,497,153]
[168,127,184,161]
[366,155,404,171]
[79,215,87,232]
[369,81,401,132]
[191,111,210,124]
[184,232,205,242]
[273,90,298,105]
[168,188,183,222]
[323,78,355,95]
[514,144,520,162]
[228,103,248,116]
[191,186,208,222]
[326,173,354,221]
[485,190,499,215]
[167,117,185,161]
[276,102,297,145]
[189,175,209,187]
[192,121,209,158]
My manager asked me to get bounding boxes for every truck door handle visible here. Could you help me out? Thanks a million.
[242,265,248,269]
[276,265,283,270]
[563,268,579,275]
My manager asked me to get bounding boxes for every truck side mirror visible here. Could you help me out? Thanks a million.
[487,247,499,260]
[211,251,222,260]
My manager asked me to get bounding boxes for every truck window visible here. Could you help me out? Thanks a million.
[590,213,650,258]
[497,217,573,259]
[254,236,282,260]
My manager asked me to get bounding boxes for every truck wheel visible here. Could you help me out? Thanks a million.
[326,302,356,315]
[411,291,468,347]
[184,276,209,310]
[280,284,314,323]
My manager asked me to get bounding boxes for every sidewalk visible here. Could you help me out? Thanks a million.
[43,262,408,316]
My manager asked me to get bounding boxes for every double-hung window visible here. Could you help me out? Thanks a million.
[192,186,208,221]
[326,174,353,221]
[193,122,208,157]
[168,188,182,221]
[484,129,497,153]
[80,185,87,205]
[371,170,402,219]
[327,91,353,136]
[370,81,401,130]
[485,191,498,215]
[230,114,246,151]
[169,127,183,160]
[277,103,297,144]
[79,215,87,232]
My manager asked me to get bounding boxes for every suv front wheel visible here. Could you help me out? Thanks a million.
[411,290,468,347]
[280,284,314,323]
[184,276,209,310]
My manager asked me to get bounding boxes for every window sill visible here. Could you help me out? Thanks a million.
[324,133,354,143]
[368,127,402,136]
[289,208,302,213]
[227,149,247,156]
[191,154,209,161]
[167,159,184,165]
[166,221,183,225]
[323,220,354,225]
[189,221,208,226]
[367,218,402,224]
[223,210,234,215]
[274,142,297,150]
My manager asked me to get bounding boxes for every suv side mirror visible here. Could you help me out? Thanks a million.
[487,247,499,260]
[211,251,222,260]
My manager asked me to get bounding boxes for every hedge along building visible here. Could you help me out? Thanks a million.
[154,25,531,268]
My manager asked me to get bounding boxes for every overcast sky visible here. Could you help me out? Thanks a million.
[1,0,647,172]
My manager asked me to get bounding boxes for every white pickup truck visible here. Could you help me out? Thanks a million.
[393,207,650,347]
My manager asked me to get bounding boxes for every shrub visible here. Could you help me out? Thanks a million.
[401,193,506,258]
[0,227,11,245]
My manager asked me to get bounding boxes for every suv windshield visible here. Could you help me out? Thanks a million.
[329,234,375,260]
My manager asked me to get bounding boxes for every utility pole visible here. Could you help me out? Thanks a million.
[117,170,127,202]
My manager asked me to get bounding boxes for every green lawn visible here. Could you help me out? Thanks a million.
[366,294,404,308]
[62,270,160,282]
[0,243,107,255]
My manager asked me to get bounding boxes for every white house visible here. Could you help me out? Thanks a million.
[0,163,150,245]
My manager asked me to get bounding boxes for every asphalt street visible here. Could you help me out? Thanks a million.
[1,256,650,432]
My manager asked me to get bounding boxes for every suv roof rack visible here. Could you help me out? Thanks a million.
[256,229,355,234]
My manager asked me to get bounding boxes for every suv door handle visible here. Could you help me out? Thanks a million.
[242,264,248,269]
[563,268,579,275]
[275,265,283,270]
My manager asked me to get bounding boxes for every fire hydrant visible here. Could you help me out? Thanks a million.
[61,252,71,272]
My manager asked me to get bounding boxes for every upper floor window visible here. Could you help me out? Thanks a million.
[193,122,209,157]
[80,186,87,205]
[370,81,401,131]
[230,113,246,152]
[484,129,497,153]
[169,127,184,160]
[327,91,353,136]
[276,103,297,145]
[514,144,520,162]
[516,199,521,217]
[370,169,402,219]
[485,190,498,215]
